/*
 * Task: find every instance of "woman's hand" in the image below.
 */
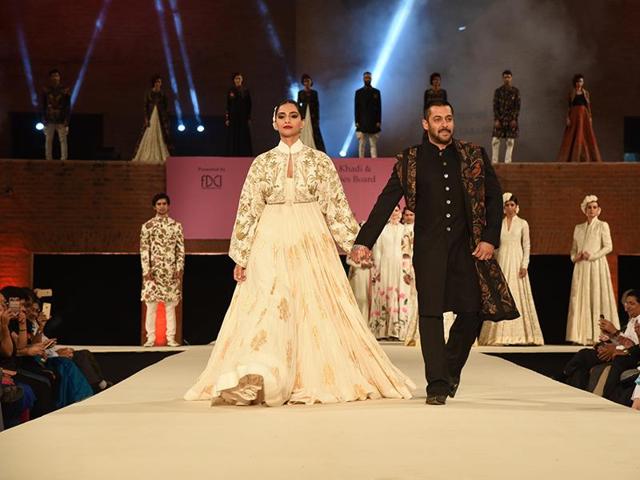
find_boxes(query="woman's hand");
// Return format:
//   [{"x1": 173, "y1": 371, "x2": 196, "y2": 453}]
[
  {"x1": 233, "y1": 264, "x2": 246, "y2": 282},
  {"x1": 519, "y1": 267, "x2": 527, "y2": 278}
]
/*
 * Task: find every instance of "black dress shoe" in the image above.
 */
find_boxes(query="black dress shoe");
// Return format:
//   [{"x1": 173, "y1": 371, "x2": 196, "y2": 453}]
[
  {"x1": 425, "y1": 394, "x2": 447, "y2": 405},
  {"x1": 449, "y1": 381, "x2": 459, "y2": 398}
]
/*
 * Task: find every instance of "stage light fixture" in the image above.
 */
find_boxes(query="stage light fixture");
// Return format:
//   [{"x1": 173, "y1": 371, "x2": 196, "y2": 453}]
[
  {"x1": 168, "y1": 0, "x2": 202, "y2": 126},
  {"x1": 35, "y1": 122, "x2": 44, "y2": 131},
  {"x1": 155, "y1": 0, "x2": 185, "y2": 128},
  {"x1": 71, "y1": 0, "x2": 112, "y2": 108},
  {"x1": 196, "y1": 125, "x2": 205, "y2": 133},
  {"x1": 338, "y1": 0, "x2": 416, "y2": 157},
  {"x1": 177, "y1": 124, "x2": 186, "y2": 132},
  {"x1": 458, "y1": 25, "x2": 467, "y2": 31}
]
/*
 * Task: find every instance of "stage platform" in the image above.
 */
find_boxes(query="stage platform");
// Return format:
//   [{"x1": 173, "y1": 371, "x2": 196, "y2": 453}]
[{"x1": 1, "y1": 345, "x2": 637, "y2": 479}]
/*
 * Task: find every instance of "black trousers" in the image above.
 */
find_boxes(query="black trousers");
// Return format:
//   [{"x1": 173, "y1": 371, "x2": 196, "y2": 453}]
[
  {"x1": 563, "y1": 347, "x2": 640, "y2": 399},
  {"x1": 419, "y1": 311, "x2": 481, "y2": 396}
]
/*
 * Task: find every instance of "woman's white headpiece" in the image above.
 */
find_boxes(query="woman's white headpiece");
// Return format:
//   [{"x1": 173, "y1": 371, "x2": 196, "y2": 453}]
[{"x1": 580, "y1": 194, "x2": 599, "y2": 214}]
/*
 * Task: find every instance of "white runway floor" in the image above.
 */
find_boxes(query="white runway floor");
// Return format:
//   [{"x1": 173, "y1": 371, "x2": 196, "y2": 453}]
[{"x1": 1, "y1": 345, "x2": 637, "y2": 479}]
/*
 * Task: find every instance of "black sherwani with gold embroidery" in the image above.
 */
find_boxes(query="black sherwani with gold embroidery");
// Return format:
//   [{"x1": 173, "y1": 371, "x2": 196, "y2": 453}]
[{"x1": 356, "y1": 137, "x2": 518, "y2": 396}]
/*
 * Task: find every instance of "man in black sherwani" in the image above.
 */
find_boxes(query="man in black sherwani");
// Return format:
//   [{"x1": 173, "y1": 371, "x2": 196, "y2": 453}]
[
  {"x1": 354, "y1": 71, "x2": 381, "y2": 158},
  {"x1": 351, "y1": 102, "x2": 518, "y2": 405}
]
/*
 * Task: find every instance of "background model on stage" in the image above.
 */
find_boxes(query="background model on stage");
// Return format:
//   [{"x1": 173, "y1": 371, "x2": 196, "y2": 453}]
[
  {"x1": 562, "y1": 289, "x2": 639, "y2": 405},
  {"x1": 423, "y1": 72, "x2": 448, "y2": 111},
  {"x1": 355, "y1": 71, "x2": 381, "y2": 158},
  {"x1": 140, "y1": 193, "x2": 185, "y2": 348},
  {"x1": 369, "y1": 206, "x2": 408, "y2": 341},
  {"x1": 566, "y1": 195, "x2": 618, "y2": 345},
  {"x1": 184, "y1": 101, "x2": 414, "y2": 407},
  {"x1": 297, "y1": 74, "x2": 325, "y2": 152},
  {"x1": 352, "y1": 102, "x2": 518, "y2": 405},
  {"x1": 478, "y1": 193, "x2": 544, "y2": 346},
  {"x1": 491, "y1": 70, "x2": 520, "y2": 164},
  {"x1": 132, "y1": 75, "x2": 171, "y2": 164},
  {"x1": 225, "y1": 73, "x2": 253, "y2": 156},
  {"x1": 400, "y1": 208, "x2": 420, "y2": 347},
  {"x1": 42, "y1": 69, "x2": 70, "y2": 161},
  {"x1": 556, "y1": 74, "x2": 602, "y2": 162}
]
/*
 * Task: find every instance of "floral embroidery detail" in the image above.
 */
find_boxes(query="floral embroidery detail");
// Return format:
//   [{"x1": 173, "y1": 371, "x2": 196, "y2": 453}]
[
  {"x1": 278, "y1": 298, "x2": 290, "y2": 321},
  {"x1": 250, "y1": 329, "x2": 268, "y2": 351}
]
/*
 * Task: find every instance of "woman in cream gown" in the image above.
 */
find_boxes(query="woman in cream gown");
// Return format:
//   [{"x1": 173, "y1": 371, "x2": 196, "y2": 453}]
[
  {"x1": 132, "y1": 75, "x2": 171, "y2": 164},
  {"x1": 185, "y1": 101, "x2": 415, "y2": 406},
  {"x1": 566, "y1": 195, "x2": 619, "y2": 345},
  {"x1": 478, "y1": 193, "x2": 544, "y2": 345}
]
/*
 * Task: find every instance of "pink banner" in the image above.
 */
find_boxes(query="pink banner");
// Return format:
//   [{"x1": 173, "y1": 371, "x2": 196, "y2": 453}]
[{"x1": 167, "y1": 156, "x2": 397, "y2": 239}]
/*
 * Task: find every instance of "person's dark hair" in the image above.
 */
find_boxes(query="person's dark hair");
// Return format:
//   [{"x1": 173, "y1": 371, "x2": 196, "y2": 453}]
[
  {"x1": 232, "y1": 72, "x2": 243, "y2": 81},
  {"x1": 150, "y1": 74, "x2": 162, "y2": 87},
  {"x1": 504, "y1": 194, "x2": 519, "y2": 205},
  {"x1": 301, "y1": 73, "x2": 313, "y2": 85},
  {"x1": 502, "y1": 69, "x2": 512, "y2": 76},
  {"x1": 0, "y1": 286, "x2": 29, "y2": 301},
  {"x1": 363, "y1": 71, "x2": 372, "y2": 76},
  {"x1": 152, "y1": 193, "x2": 170, "y2": 206},
  {"x1": 402, "y1": 207, "x2": 414, "y2": 214},
  {"x1": 429, "y1": 72, "x2": 441, "y2": 84},
  {"x1": 48, "y1": 69, "x2": 60, "y2": 77},
  {"x1": 274, "y1": 99, "x2": 302, "y2": 116},
  {"x1": 572, "y1": 73, "x2": 584, "y2": 86},
  {"x1": 623, "y1": 289, "x2": 640, "y2": 304},
  {"x1": 424, "y1": 101, "x2": 454, "y2": 119}
]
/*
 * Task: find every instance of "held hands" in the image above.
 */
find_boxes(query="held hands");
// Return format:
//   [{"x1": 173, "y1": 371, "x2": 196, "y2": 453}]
[
  {"x1": 472, "y1": 242, "x2": 495, "y2": 261},
  {"x1": 518, "y1": 267, "x2": 527, "y2": 278},
  {"x1": 233, "y1": 264, "x2": 246, "y2": 283},
  {"x1": 349, "y1": 245, "x2": 372, "y2": 264}
]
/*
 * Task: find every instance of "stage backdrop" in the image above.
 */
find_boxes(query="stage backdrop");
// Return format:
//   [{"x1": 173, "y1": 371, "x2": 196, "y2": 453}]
[{"x1": 166, "y1": 156, "x2": 398, "y2": 239}]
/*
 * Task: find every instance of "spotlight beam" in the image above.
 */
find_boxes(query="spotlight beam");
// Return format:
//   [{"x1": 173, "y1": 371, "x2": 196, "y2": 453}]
[
  {"x1": 155, "y1": 0, "x2": 184, "y2": 127},
  {"x1": 339, "y1": 0, "x2": 417, "y2": 157},
  {"x1": 71, "y1": 0, "x2": 112, "y2": 108},
  {"x1": 16, "y1": 26, "x2": 38, "y2": 108},
  {"x1": 168, "y1": 0, "x2": 201, "y2": 124}
]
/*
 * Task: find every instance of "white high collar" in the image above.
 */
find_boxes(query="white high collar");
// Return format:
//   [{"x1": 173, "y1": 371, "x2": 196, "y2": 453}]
[{"x1": 276, "y1": 139, "x2": 304, "y2": 154}]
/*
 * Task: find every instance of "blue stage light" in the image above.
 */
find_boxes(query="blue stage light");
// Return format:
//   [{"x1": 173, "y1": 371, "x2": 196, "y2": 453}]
[
  {"x1": 168, "y1": 0, "x2": 202, "y2": 125},
  {"x1": 155, "y1": 0, "x2": 185, "y2": 128},
  {"x1": 177, "y1": 124, "x2": 186, "y2": 132},
  {"x1": 196, "y1": 125, "x2": 204, "y2": 133},
  {"x1": 16, "y1": 26, "x2": 38, "y2": 108},
  {"x1": 338, "y1": 0, "x2": 416, "y2": 156},
  {"x1": 35, "y1": 122, "x2": 44, "y2": 131},
  {"x1": 71, "y1": 0, "x2": 112, "y2": 108}
]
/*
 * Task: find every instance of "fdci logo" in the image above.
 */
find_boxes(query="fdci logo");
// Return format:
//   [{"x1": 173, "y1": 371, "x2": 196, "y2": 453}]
[{"x1": 201, "y1": 174, "x2": 222, "y2": 189}]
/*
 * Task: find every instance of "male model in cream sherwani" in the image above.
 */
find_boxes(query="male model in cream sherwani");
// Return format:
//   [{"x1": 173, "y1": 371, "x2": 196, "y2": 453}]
[{"x1": 140, "y1": 193, "x2": 185, "y2": 347}]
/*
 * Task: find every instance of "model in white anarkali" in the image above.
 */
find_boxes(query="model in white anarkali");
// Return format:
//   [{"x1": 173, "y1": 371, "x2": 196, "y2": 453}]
[
  {"x1": 184, "y1": 140, "x2": 415, "y2": 405},
  {"x1": 132, "y1": 106, "x2": 169, "y2": 164},
  {"x1": 479, "y1": 215, "x2": 544, "y2": 345},
  {"x1": 566, "y1": 216, "x2": 619, "y2": 344}
]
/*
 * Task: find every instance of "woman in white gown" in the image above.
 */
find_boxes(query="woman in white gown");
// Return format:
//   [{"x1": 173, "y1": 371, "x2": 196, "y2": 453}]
[
  {"x1": 478, "y1": 193, "x2": 544, "y2": 345},
  {"x1": 132, "y1": 75, "x2": 170, "y2": 164},
  {"x1": 368, "y1": 206, "x2": 408, "y2": 340},
  {"x1": 184, "y1": 101, "x2": 415, "y2": 406},
  {"x1": 566, "y1": 195, "x2": 619, "y2": 345}
]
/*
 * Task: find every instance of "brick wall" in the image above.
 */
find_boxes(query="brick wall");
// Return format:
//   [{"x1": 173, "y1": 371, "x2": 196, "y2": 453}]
[{"x1": 1, "y1": 159, "x2": 638, "y2": 289}]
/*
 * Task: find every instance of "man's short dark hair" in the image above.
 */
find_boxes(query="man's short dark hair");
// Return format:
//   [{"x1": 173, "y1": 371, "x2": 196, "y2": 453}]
[
  {"x1": 502, "y1": 70, "x2": 512, "y2": 76},
  {"x1": 429, "y1": 72, "x2": 441, "y2": 84},
  {"x1": 152, "y1": 193, "x2": 170, "y2": 206},
  {"x1": 363, "y1": 71, "x2": 372, "y2": 76},
  {"x1": 48, "y1": 69, "x2": 60, "y2": 77},
  {"x1": 424, "y1": 101, "x2": 454, "y2": 119},
  {"x1": 623, "y1": 289, "x2": 640, "y2": 304},
  {"x1": 151, "y1": 74, "x2": 162, "y2": 86}
]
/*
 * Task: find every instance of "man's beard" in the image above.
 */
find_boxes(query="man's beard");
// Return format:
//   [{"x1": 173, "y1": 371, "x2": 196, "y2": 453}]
[
  {"x1": 364, "y1": 80, "x2": 371, "y2": 86},
  {"x1": 429, "y1": 128, "x2": 452, "y2": 144}
]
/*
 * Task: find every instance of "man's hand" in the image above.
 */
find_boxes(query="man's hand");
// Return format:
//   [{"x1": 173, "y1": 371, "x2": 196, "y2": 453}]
[
  {"x1": 574, "y1": 251, "x2": 584, "y2": 262},
  {"x1": 472, "y1": 242, "x2": 494, "y2": 261},
  {"x1": 510, "y1": 120, "x2": 517, "y2": 129},
  {"x1": 582, "y1": 251, "x2": 591, "y2": 261},
  {"x1": 634, "y1": 321, "x2": 640, "y2": 339},
  {"x1": 144, "y1": 272, "x2": 154, "y2": 282},
  {"x1": 518, "y1": 267, "x2": 527, "y2": 278},
  {"x1": 494, "y1": 120, "x2": 501, "y2": 128},
  {"x1": 598, "y1": 318, "x2": 618, "y2": 336},
  {"x1": 56, "y1": 347, "x2": 74, "y2": 358},
  {"x1": 233, "y1": 264, "x2": 246, "y2": 283},
  {"x1": 350, "y1": 245, "x2": 372, "y2": 264},
  {"x1": 25, "y1": 343, "x2": 47, "y2": 357},
  {"x1": 596, "y1": 344, "x2": 617, "y2": 362}
]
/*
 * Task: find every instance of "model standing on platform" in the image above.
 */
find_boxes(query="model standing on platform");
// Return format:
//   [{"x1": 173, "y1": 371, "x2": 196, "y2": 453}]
[
  {"x1": 355, "y1": 71, "x2": 381, "y2": 158},
  {"x1": 297, "y1": 74, "x2": 326, "y2": 152},
  {"x1": 185, "y1": 100, "x2": 414, "y2": 406},
  {"x1": 566, "y1": 195, "x2": 619, "y2": 345},
  {"x1": 352, "y1": 101, "x2": 518, "y2": 405},
  {"x1": 491, "y1": 70, "x2": 520, "y2": 164},
  {"x1": 423, "y1": 72, "x2": 448, "y2": 111},
  {"x1": 225, "y1": 73, "x2": 253, "y2": 156},
  {"x1": 479, "y1": 193, "x2": 544, "y2": 345},
  {"x1": 42, "y1": 69, "x2": 70, "y2": 161},
  {"x1": 140, "y1": 193, "x2": 185, "y2": 347},
  {"x1": 556, "y1": 74, "x2": 602, "y2": 162},
  {"x1": 369, "y1": 206, "x2": 407, "y2": 340},
  {"x1": 132, "y1": 75, "x2": 171, "y2": 164}
]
